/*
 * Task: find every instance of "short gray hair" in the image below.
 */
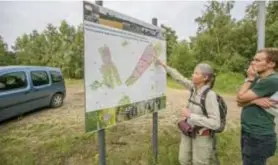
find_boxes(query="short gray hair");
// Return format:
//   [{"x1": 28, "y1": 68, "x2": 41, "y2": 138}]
[{"x1": 196, "y1": 63, "x2": 216, "y2": 88}]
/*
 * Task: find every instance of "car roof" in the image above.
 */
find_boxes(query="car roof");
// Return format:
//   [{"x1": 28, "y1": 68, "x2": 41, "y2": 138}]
[{"x1": 0, "y1": 65, "x2": 61, "y2": 74}]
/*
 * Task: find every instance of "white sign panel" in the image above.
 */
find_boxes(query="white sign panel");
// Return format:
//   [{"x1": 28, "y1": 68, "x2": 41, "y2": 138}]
[{"x1": 83, "y1": 1, "x2": 166, "y2": 132}]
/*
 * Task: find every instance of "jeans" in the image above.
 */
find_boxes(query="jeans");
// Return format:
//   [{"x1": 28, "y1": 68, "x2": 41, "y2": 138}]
[{"x1": 241, "y1": 130, "x2": 276, "y2": 165}]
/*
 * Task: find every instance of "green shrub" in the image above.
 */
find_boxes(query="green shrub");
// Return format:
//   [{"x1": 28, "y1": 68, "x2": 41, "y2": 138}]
[
  {"x1": 167, "y1": 71, "x2": 244, "y2": 95},
  {"x1": 214, "y1": 72, "x2": 244, "y2": 94}
]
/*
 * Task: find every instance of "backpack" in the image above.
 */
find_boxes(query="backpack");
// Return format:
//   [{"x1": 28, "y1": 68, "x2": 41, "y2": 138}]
[{"x1": 188, "y1": 87, "x2": 227, "y2": 133}]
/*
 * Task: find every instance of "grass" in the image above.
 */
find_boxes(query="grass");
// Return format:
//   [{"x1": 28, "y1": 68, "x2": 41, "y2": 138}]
[
  {"x1": 1, "y1": 121, "x2": 278, "y2": 165},
  {"x1": 167, "y1": 72, "x2": 244, "y2": 95},
  {"x1": 167, "y1": 77, "x2": 185, "y2": 90},
  {"x1": 65, "y1": 79, "x2": 83, "y2": 85},
  {"x1": 214, "y1": 72, "x2": 245, "y2": 95},
  {"x1": 1, "y1": 76, "x2": 278, "y2": 165}
]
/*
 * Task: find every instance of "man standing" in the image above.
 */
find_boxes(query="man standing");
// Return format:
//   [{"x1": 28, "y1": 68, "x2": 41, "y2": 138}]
[{"x1": 237, "y1": 48, "x2": 278, "y2": 165}]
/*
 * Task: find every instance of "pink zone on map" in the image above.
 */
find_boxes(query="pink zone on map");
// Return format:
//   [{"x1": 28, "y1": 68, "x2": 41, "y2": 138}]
[
  {"x1": 125, "y1": 44, "x2": 157, "y2": 86},
  {"x1": 103, "y1": 45, "x2": 110, "y2": 56},
  {"x1": 134, "y1": 44, "x2": 156, "y2": 74},
  {"x1": 99, "y1": 45, "x2": 111, "y2": 62}
]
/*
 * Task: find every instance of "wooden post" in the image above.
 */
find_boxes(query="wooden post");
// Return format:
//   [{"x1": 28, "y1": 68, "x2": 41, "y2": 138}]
[
  {"x1": 96, "y1": 0, "x2": 103, "y2": 6},
  {"x1": 152, "y1": 17, "x2": 158, "y2": 164},
  {"x1": 96, "y1": 2, "x2": 106, "y2": 165}
]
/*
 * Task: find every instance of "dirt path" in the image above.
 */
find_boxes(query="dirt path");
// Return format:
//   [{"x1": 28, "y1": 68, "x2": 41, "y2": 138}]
[
  {"x1": 156, "y1": 88, "x2": 241, "y2": 131},
  {"x1": 164, "y1": 88, "x2": 241, "y2": 120},
  {"x1": 0, "y1": 85, "x2": 241, "y2": 132}
]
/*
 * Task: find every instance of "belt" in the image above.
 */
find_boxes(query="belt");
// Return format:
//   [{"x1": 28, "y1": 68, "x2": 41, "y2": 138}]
[{"x1": 198, "y1": 129, "x2": 211, "y2": 136}]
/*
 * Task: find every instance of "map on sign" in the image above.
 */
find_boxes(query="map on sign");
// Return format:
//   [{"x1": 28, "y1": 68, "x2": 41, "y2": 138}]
[
  {"x1": 91, "y1": 45, "x2": 122, "y2": 90},
  {"x1": 83, "y1": 1, "x2": 167, "y2": 132}
]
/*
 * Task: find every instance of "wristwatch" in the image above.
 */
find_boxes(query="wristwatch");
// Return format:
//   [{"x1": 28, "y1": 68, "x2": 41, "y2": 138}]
[{"x1": 244, "y1": 78, "x2": 254, "y2": 83}]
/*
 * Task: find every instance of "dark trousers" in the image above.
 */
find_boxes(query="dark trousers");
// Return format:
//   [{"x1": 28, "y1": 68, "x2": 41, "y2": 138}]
[{"x1": 241, "y1": 130, "x2": 276, "y2": 165}]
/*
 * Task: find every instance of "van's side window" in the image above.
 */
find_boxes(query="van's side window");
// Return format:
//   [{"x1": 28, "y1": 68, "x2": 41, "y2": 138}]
[
  {"x1": 0, "y1": 72, "x2": 27, "y2": 92},
  {"x1": 50, "y1": 71, "x2": 62, "y2": 83},
  {"x1": 31, "y1": 71, "x2": 49, "y2": 87}
]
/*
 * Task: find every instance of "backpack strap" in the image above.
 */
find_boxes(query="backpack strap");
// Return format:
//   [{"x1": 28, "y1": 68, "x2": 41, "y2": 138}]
[
  {"x1": 200, "y1": 87, "x2": 215, "y2": 136},
  {"x1": 188, "y1": 87, "x2": 210, "y2": 114},
  {"x1": 200, "y1": 87, "x2": 210, "y2": 118},
  {"x1": 189, "y1": 87, "x2": 194, "y2": 100},
  {"x1": 188, "y1": 87, "x2": 202, "y2": 107},
  {"x1": 187, "y1": 87, "x2": 194, "y2": 106}
]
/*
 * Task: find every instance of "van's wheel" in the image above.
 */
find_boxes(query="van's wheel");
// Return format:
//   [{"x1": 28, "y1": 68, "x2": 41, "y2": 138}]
[{"x1": 50, "y1": 93, "x2": 64, "y2": 108}]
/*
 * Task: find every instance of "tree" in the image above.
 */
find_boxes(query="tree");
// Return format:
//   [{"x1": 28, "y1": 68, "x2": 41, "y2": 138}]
[
  {"x1": 169, "y1": 40, "x2": 197, "y2": 77},
  {"x1": 13, "y1": 20, "x2": 84, "y2": 78},
  {"x1": 190, "y1": 1, "x2": 249, "y2": 73},
  {"x1": 1, "y1": 1, "x2": 278, "y2": 79},
  {"x1": 161, "y1": 24, "x2": 178, "y2": 62},
  {"x1": 266, "y1": 1, "x2": 278, "y2": 47},
  {"x1": 0, "y1": 36, "x2": 15, "y2": 66}
]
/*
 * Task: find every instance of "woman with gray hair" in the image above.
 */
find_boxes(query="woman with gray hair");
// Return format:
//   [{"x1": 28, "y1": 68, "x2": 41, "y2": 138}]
[{"x1": 155, "y1": 58, "x2": 220, "y2": 165}]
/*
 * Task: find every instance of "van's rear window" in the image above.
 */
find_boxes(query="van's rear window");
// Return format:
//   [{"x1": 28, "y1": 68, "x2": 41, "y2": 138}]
[{"x1": 50, "y1": 71, "x2": 62, "y2": 83}]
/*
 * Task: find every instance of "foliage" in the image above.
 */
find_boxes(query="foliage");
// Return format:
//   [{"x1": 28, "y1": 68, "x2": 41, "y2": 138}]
[
  {"x1": 0, "y1": 36, "x2": 16, "y2": 66},
  {"x1": 168, "y1": 40, "x2": 197, "y2": 77},
  {"x1": 161, "y1": 24, "x2": 178, "y2": 63},
  {"x1": 167, "y1": 72, "x2": 244, "y2": 95},
  {"x1": 8, "y1": 21, "x2": 84, "y2": 78},
  {"x1": 214, "y1": 72, "x2": 244, "y2": 94}
]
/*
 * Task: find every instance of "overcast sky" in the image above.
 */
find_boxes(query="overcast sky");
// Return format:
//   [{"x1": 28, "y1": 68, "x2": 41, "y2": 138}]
[{"x1": 0, "y1": 0, "x2": 252, "y2": 49}]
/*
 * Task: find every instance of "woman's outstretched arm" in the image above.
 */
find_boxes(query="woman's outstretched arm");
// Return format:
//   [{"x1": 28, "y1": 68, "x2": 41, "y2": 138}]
[
  {"x1": 155, "y1": 58, "x2": 193, "y2": 90},
  {"x1": 165, "y1": 66, "x2": 193, "y2": 90}
]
